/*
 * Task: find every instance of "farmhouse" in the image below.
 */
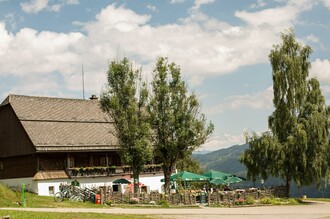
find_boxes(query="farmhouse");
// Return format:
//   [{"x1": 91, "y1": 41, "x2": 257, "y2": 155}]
[{"x1": 0, "y1": 94, "x2": 163, "y2": 196}]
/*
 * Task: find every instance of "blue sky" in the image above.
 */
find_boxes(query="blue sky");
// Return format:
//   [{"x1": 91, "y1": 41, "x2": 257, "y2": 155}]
[{"x1": 1, "y1": 0, "x2": 330, "y2": 151}]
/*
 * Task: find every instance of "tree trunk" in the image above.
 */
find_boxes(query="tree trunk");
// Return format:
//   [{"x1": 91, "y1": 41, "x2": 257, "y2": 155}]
[
  {"x1": 285, "y1": 178, "x2": 290, "y2": 198},
  {"x1": 163, "y1": 165, "x2": 173, "y2": 194},
  {"x1": 133, "y1": 168, "x2": 139, "y2": 194}
]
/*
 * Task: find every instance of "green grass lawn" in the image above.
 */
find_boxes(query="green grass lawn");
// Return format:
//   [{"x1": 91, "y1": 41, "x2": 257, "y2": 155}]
[
  {"x1": 0, "y1": 183, "x2": 118, "y2": 208},
  {"x1": 2, "y1": 183, "x2": 329, "y2": 219},
  {"x1": 24, "y1": 192, "x2": 109, "y2": 208},
  {"x1": 0, "y1": 184, "x2": 158, "y2": 218},
  {"x1": 0, "y1": 210, "x2": 155, "y2": 219}
]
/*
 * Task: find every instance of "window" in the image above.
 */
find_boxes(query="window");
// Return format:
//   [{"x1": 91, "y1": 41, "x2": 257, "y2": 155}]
[
  {"x1": 92, "y1": 154, "x2": 107, "y2": 166},
  {"x1": 49, "y1": 186, "x2": 54, "y2": 195},
  {"x1": 112, "y1": 185, "x2": 119, "y2": 192}
]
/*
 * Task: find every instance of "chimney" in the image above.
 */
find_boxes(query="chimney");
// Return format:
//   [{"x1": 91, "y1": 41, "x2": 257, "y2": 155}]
[{"x1": 89, "y1": 94, "x2": 98, "y2": 100}]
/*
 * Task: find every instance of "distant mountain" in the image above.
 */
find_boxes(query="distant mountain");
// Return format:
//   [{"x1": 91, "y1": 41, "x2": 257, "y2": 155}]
[
  {"x1": 193, "y1": 143, "x2": 248, "y2": 177},
  {"x1": 193, "y1": 150, "x2": 213, "y2": 155},
  {"x1": 193, "y1": 143, "x2": 330, "y2": 198}
]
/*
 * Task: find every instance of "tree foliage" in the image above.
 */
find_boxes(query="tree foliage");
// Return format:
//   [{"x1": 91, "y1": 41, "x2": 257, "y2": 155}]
[
  {"x1": 241, "y1": 132, "x2": 280, "y2": 182},
  {"x1": 240, "y1": 30, "x2": 329, "y2": 197},
  {"x1": 148, "y1": 57, "x2": 214, "y2": 194},
  {"x1": 100, "y1": 57, "x2": 152, "y2": 193},
  {"x1": 176, "y1": 155, "x2": 204, "y2": 174}
]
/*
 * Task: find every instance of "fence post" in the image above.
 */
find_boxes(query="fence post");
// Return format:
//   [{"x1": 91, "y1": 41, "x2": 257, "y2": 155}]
[
  {"x1": 21, "y1": 183, "x2": 26, "y2": 207},
  {"x1": 100, "y1": 188, "x2": 104, "y2": 204}
]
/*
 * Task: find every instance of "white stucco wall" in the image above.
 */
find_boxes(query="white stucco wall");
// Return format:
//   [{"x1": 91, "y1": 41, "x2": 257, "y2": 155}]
[
  {"x1": 0, "y1": 174, "x2": 164, "y2": 196},
  {"x1": 36, "y1": 177, "x2": 116, "y2": 196},
  {"x1": 139, "y1": 173, "x2": 164, "y2": 193}
]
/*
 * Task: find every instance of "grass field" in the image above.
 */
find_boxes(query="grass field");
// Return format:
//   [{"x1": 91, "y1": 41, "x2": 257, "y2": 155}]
[
  {"x1": 0, "y1": 184, "x2": 158, "y2": 218},
  {"x1": 2, "y1": 183, "x2": 329, "y2": 219},
  {"x1": 0, "y1": 210, "x2": 155, "y2": 219},
  {"x1": 0, "y1": 184, "x2": 107, "y2": 208}
]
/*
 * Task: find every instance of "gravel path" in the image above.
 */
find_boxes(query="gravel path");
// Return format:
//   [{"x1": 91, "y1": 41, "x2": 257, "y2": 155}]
[{"x1": 1, "y1": 201, "x2": 330, "y2": 219}]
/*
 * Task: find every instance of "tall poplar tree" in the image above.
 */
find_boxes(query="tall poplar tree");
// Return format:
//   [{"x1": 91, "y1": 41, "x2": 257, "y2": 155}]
[
  {"x1": 241, "y1": 30, "x2": 329, "y2": 197},
  {"x1": 148, "y1": 57, "x2": 214, "y2": 194},
  {"x1": 100, "y1": 57, "x2": 152, "y2": 193}
]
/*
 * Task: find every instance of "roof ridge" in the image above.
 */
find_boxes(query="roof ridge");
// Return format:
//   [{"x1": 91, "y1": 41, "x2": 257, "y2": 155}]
[{"x1": 6, "y1": 94, "x2": 93, "y2": 102}]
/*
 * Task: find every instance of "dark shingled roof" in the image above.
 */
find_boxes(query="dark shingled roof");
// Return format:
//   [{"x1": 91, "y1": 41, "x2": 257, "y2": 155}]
[{"x1": 1, "y1": 94, "x2": 118, "y2": 152}]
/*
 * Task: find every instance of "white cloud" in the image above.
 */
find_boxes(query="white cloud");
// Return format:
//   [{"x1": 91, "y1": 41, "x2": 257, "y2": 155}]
[
  {"x1": 305, "y1": 34, "x2": 319, "y2": 43},
  {"x1": 250, "y1": 0, "x2": 266, "y2": 9},
  {"x1": 199, "y1": 133, "x2": 246, "y2": 151},
  {"x1": 66, "y1": 0, "x2": 79, "y2": 5},
  {"x1": 236, "y1": 7, "x2": 295, "y2": 30},
  {"x1": 170, "y1": 0, "x2": 185, "y2": 4},
  {"x1": 320, "y1": 85, "x2": 330, "y2": 103},
  {"x1": 208, "y1": 87, "x2": 273, "y2": 114},
  {"x1": 310, "y1": 59, "x2": 330, "y2": 84},
  {"x1": 4, "y1": 13, "x2": 17, "y2": 30},
  {"x1": 0, "y1": 2, "x2": 318, "y2": 96},
  {"x1": 237, "y1": 0, "x2": 315, "y2": 29},
  {"x1": 84, "y1": 4, "x2": 151, "y2": 33},
  {"x1": 20, "y1": 0, "x2": 79, "y2": 14},
  {"x1": 50, "y1": 4, "x2": 61, "y2": 12},
  {"x1": 0, "y1": 22, "x2": 85, "y2": 94},
  {"x1": 8, "y1": 75, "x2": 60, "y2": 96},
  {"x1": 21, "y1": 0, "x2": 48, "y2": 14},
  {"x1": 147, "y1": 4, "x2": 158, "y2": 12},
  {"x1": 191, "y1": 0, "x2": 215, "y2": 11},
  {"x1": 322, "y1": 0, "x2": 330, "y2": 9}
]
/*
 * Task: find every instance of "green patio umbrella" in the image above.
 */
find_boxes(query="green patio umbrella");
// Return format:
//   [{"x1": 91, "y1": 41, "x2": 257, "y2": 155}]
[
  {"x1": 202, "y1": 170, "x2": 232, "y2": 180},
  {"x1": 209, "y1": 175, "x2": 246, "y2": 185},
  {"x1": 224, "y1": 176, "x2": 245, "y2": 184},
  {"x1": 161, "y1": 171, "x2": 210, "y2": 182},
  {"x1": 113, "y1": 178, "x2": 131, "y2": 184},
  {"x1": 209, "y1": 178, "x2": 227, "y2": 185},
  {"x1": 204, "y1": 170, "x2": 246, "y2": 185}
]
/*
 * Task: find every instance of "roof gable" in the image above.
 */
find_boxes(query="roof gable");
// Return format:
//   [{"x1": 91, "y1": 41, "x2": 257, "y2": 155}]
[
  {"x1": 1, "y1": 94, "x2": 117, "y2": 152},
  {"x1": 3, "y1": 94, "x2": 109, "y2": 122},
  {"x1": 0, "y1": 104, "x2": 35, "y2": 157}
]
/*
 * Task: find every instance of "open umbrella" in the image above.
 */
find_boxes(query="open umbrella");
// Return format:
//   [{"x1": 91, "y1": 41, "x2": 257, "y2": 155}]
[
  {"x1": 204, "y1": 170, "x2": 246, "y2": 185},
  {"x1": 161, "y1": 171, "x2": 210, "y2": 182},
  {"x1": 225, "y1": 176, "x2": 245, "y2": 184},
  {"x1": 113, "y1": 178, "x2": 131, "y2": 184},
  {"x1": 202, "y1": 170, "x2": 232, "y2": 180},
  {"x1": 209, "y1": 178, "x2": 227, "y2": 185}
]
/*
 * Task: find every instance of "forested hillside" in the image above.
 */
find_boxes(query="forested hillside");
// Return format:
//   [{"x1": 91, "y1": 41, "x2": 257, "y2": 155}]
[
  {"x1": 193, "y1": 144, "x2": 248, "y2": 177},
  {"x1": 193, "y1": 144, "x2": 330, "y2": 198}
]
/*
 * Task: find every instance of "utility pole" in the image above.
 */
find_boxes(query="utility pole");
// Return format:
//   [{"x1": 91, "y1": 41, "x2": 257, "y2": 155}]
[{"x1": 82, "y1": 64, "x2": 85, "y2": 99}]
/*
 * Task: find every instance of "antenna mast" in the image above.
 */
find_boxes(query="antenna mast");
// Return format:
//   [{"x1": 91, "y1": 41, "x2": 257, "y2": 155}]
[{"x1": 82, "y1": 64, "x2": 85, "y2": 99}]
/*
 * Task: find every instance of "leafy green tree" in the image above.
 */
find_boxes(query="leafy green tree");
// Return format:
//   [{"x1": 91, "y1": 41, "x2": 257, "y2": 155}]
[
  {"x1": 100, "y1": 57, "x2": 152, "y2": 193},
  {"x1": 241, "y1": 131, "x2": 281, "y2": 183},
  {"x1": 241, "y1": 30, "x2": 329, "y2": 197},
  {"x1": 148, "y1": 57, "x2": 214, "y2": 194},
  {"x1": 176, "y1": 155, "x2": 204, "y2": 174}
]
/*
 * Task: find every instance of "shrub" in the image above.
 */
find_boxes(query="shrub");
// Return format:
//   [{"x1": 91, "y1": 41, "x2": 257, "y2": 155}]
[
  {"x1": 129, "y1": 197, "x2": 139, "y2": 204},
  {"x1": 157, "y1": 199, "x2": 169, "y2": 208},
  {"x1": 234, "y1": 198, "x2": 245, "y2": 205},
  {"x1": 259, "y1": 197, "x2": 272, "y2": 205},
  {"x1": 244, "y1": 195, "x2": 255, "y2": 205}
]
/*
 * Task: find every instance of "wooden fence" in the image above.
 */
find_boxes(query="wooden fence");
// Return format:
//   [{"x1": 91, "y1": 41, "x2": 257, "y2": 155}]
[{"x1": 101, "y1": 188, "x2": 276, "y2": 205}]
